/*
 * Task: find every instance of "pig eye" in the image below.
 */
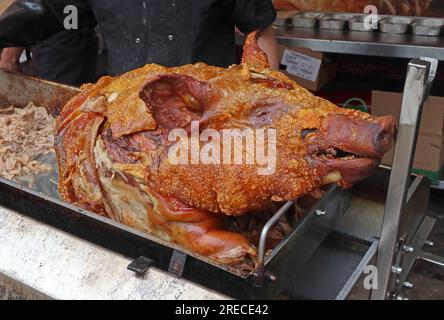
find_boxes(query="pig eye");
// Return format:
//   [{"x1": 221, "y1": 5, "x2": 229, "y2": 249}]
[
  {"x1": 249, "y1": 109, "x2": 272, "y2": 127},
  {"x1": 301, "y1": 129, "x2": 317, "y2": 139},
  {"x1": 251, "y1": 72, "x2": 294, "y2": 90},
  {"x1": 248, "y1": 99, "x2": 289, "y2": 127}
]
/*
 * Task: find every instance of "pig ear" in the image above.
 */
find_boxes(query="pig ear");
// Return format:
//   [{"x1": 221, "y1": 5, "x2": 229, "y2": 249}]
[
  {"x1": 241, "y1": 31, "x2": 270, "y2": 70},
  {"x1": 139, "y1": 74, "x2": 212, "y2": 130}
]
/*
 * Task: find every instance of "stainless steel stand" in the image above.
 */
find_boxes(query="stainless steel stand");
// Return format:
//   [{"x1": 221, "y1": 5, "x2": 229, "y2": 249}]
[
  {"x1": 371, "y1": 58, "x2": 439, "y2": 300},
  {"x1": 0, "y1": 60, "x2": 442, "y2": 299}
]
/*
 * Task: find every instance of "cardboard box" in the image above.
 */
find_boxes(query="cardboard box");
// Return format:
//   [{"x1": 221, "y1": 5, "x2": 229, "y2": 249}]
[
  {"x1": 279, "y1": 46, "x2": 337, "y2": 92},
  {"x1": 372, "y1": 90, "x2": 444, "y2": 183}
]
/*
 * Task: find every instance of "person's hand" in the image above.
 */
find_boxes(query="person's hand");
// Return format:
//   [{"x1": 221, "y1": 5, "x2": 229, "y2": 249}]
[
  {"x1": 0, "y1": 57, "x2": 21, "y2": 72},
  {"x1": 0, "y1": 47, "x2": 24, "y2": 72},
  {"x1": 257, "y1": 27, "x2": 280, "y2": 70}
]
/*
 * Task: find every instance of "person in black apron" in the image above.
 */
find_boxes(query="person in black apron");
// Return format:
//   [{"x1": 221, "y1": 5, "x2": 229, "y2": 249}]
[
  {"x1": 0, "y1": 0, "x2": 278, "y2": 77},
  {"x1": 29, "y1": 28, "x2": 98, "y2": 86},
  {"x1": 0, "y1": 28, "x2": 98, "y2": 86}
]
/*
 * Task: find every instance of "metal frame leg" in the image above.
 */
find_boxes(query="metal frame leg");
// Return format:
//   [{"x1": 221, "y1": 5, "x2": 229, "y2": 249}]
[{"x1": 371, "y1": 58, "x2": 438, "y2": 300}]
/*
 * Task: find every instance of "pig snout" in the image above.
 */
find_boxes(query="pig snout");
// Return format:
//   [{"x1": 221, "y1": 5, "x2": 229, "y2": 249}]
[
  {"x1": 373, "y1": 115, "x2": 396, "y2": 156},
  {"x1": 322, "y1": 114, "x2": 396, "y2": 158}
]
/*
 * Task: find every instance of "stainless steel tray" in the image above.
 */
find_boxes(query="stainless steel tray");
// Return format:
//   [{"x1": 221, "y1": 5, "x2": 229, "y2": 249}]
[
  {"x1": 290, "y1": 12, "x2": 322, "y2": 28},
  {"x1": 348, "y1": 15, "x2": 382, "y2": 32},
  {"x1": 320, "y1": 14, "x2": 353, "y2": 30},
  {"x1": 412, "y1": 18, "x2": 444, "y2": 37},
  {"x1": 0, "y1": 153, "x2": 352, "y2": 299},
  {"x1": 379, "y1": 17, "x2": 413, "y2": 34},
  {"x1": 284, "y1": 12, "x2": 444, "y2": 38},
  {"x1": 273, "y1": 17, "x2": 289, "y2": 27}
]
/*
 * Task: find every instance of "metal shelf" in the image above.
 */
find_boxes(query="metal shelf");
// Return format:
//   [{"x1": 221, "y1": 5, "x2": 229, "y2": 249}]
[
  {"x1": 431, "y1": 180, "x2": 444, "y2": 190},
  {"x1": 275, "y1": 27, "x2": 444, "y2": 61}
]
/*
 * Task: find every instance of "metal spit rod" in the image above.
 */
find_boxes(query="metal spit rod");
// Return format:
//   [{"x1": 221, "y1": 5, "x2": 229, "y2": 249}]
[
  {"x1": 255, "y1": 200, "x2": 295, "y2": 286},
  {"x1": 371, "y1": 57, "x2": 438, "y2": 300}
]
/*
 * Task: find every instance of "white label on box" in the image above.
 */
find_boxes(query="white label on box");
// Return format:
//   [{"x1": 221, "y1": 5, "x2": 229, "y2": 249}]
[{"x1": 281, "y1": 49, "x2": 322, "y2": 82}]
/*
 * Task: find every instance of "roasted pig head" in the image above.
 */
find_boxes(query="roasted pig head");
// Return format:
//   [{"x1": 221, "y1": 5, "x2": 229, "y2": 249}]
[{"x1": 55, "y1": 31, "x2": 395, "y2": 268}]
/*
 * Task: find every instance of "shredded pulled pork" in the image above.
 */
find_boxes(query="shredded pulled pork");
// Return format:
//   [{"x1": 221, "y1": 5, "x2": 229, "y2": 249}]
[{"x1": 0, "y1": 103, "x2": 54, "y2": 179}]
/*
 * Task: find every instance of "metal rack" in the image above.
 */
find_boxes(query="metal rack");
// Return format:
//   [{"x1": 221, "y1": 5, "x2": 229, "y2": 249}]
[
  {"x1": 372, "y1": 58, "x2": 439, "y2": 299},
  {"x1": 275, "y1": 27, "x2": 444, "y2": 61}
]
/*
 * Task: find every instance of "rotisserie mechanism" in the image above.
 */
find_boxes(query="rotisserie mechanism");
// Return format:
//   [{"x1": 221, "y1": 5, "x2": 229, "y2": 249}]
[{"x1": 55, "y1": 31, "x2": 395, "y2": 269}]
